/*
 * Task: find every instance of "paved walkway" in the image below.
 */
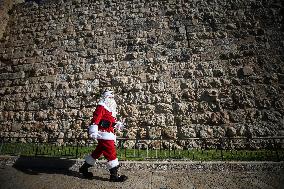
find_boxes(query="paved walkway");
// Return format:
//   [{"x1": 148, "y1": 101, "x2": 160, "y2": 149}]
[{"x1": 0, "y1": 156, "x2": 283, "y2": 189}]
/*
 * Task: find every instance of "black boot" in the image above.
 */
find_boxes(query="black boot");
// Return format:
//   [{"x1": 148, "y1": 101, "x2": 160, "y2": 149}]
[
  {"x1": 109, "y1": 166, "x2": 128, "y2": 182},
  {"x1": 79, "y1": 162, "x2": 93, "y2": 179}
]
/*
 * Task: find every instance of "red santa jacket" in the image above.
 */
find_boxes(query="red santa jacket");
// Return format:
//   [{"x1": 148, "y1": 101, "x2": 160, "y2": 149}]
[{"x1": 91, "y1": 105, "x2": 116, "y2": 133}]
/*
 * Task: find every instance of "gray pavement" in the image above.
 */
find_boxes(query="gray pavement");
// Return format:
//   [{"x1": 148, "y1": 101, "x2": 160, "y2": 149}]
[{"x1": 0, "y1": 156, "x2": 283, "y2": 189}]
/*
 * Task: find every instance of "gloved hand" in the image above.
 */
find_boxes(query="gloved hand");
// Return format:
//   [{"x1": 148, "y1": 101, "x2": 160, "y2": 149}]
[
  {"x1": 114, "y1": 121, "x2": 125, "y2": 131},
  {"x1": 89, "y1": 124, "x2": 101, "y2": 139}
]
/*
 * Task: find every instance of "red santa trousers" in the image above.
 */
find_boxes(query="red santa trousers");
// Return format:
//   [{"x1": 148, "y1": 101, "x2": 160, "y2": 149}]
[{"x1": 90, "y1": 139, "x2": 118, "y2": 169}]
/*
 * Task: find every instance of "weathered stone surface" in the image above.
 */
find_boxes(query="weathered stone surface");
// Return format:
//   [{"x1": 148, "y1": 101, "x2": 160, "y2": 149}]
[
  {"x1": 180, "y1": 126, "x2": 196, "y2": 138},
  {"x1": 0, "y1": 0, "x2": 283, "y2": 148},
  {"x1": 239, "y1": 66, "x2": 254, "y2": 77},
  {"x1": 226, "y1": 126, "x2": 237, "y2": 137}
]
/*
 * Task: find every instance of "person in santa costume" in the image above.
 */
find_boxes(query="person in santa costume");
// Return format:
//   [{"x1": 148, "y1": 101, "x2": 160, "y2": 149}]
[{"x1": 79, "y1": 90, "x2": 127, "y2": 182}]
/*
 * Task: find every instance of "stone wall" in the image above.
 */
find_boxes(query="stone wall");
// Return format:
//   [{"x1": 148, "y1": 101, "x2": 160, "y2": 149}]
[
  {"x1": 0, "y1": 0, "x2": 25, "y2": 39},
  {"x1": 0, "y1": 0, "x2": 283, "y2": 146}
]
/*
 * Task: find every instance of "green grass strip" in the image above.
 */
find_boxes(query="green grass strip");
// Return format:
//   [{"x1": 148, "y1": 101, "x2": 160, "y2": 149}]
[{"x1": 0, "y1": 142, "x2": 283, "y2": 161}]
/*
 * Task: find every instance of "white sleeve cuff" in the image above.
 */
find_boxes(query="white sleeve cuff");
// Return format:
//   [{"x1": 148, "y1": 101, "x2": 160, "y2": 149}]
[{"x1": 89, "y1": 124, "x2": 98, "y2": 134}]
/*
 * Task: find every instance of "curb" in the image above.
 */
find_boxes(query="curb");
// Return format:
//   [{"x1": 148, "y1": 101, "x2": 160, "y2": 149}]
[{"x1": 0, "y1": 155, "x2": 283, "y2": 172}]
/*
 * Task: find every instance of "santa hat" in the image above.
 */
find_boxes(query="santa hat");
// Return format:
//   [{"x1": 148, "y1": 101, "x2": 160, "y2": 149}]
[{"x1": 102, "y1": 90, "x2": 114, "y2": 98}]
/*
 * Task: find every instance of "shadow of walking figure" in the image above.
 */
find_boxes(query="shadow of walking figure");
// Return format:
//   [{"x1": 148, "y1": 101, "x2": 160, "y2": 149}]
[{"x1": 12, "y1": 156, "x2": 109, "y2": 181}]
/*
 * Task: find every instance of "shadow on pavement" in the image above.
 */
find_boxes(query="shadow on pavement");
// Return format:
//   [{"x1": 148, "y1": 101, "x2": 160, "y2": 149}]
[{"x1": 12, "y1": 156, "x2": 108, "y2": 181}]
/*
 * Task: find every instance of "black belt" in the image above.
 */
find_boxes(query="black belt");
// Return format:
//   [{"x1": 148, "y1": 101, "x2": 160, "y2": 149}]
[{"x1": 99, "y1": 120, "x2": 114, "y2": 128}]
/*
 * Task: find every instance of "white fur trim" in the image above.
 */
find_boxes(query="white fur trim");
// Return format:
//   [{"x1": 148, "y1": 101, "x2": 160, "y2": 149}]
[
  {"x1": 89, "y1": 124, "x2": 99, "y2": 139},
  {"x1": 107, "y1": 158, "x2": 119, "y2": 169},
  {"x1": 97, "y1": 131, "x2": 116, "y2": 141},
  {"x1": 85, "y1": 155, "x2": 96, "y2": 166},
  {"x1": 89, "y1": 124, "x2": 98, "y2": 134}
]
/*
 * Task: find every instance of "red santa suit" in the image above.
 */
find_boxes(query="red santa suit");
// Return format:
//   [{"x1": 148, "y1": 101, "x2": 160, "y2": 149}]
[
  {"x1": 80, "y1": 90, "x2": 127, "y2": 182},
  {"x1": 84, "y1": 93, "x2": 120, "y2": 169}
]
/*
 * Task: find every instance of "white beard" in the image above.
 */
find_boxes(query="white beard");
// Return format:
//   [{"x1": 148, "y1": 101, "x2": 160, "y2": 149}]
[
  {"x1": 105, "y1": 98, "x2": 117, "y2": 113},
  {"x1": 99, "y1": 97, "x2": 117, "y2": 117}
]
